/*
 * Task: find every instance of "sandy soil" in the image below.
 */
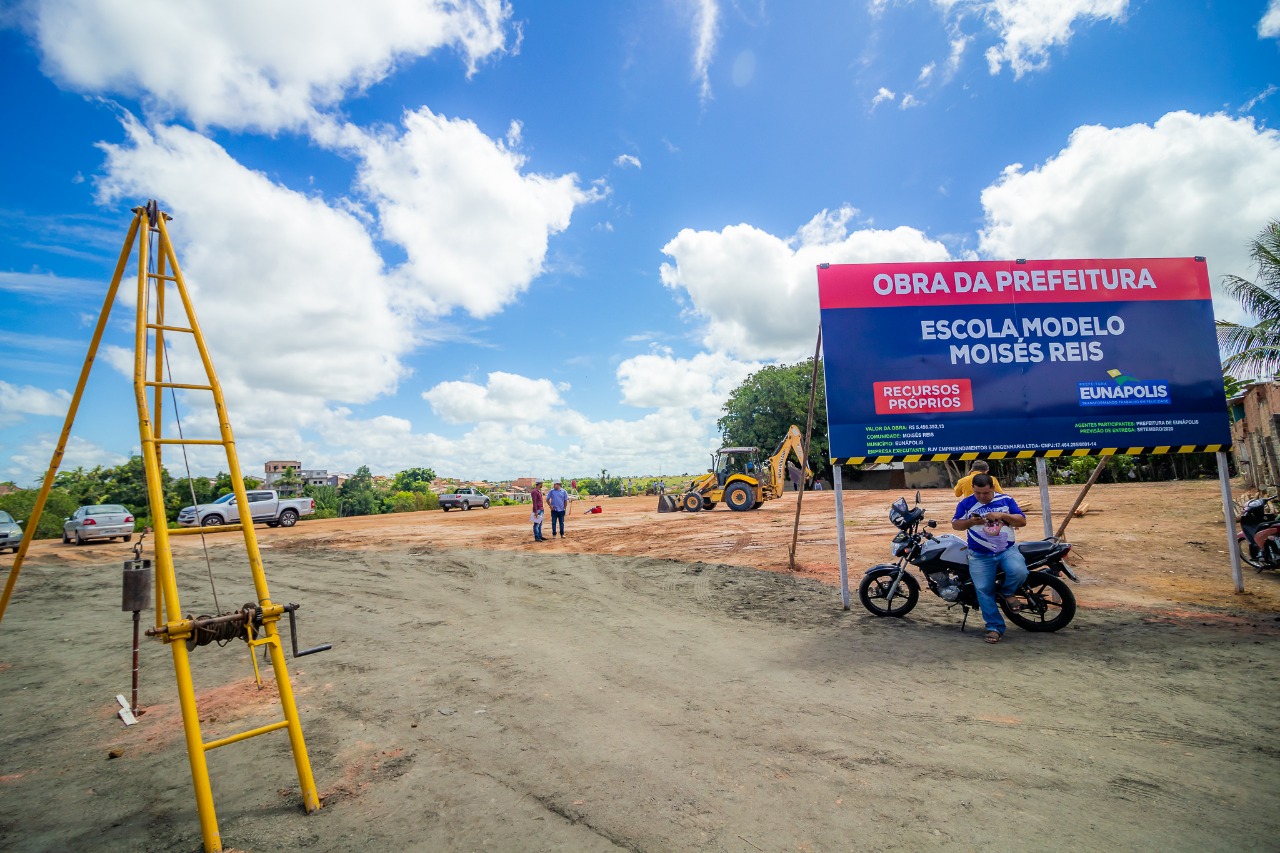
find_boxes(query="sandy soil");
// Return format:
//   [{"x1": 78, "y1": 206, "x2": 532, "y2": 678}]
[{"x1": 1, "y1": 481, "x2": 1278, "y2": 851}]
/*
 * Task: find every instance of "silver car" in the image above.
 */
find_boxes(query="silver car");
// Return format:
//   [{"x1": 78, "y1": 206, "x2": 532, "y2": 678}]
[
  {"x1": 63, "y1": 504, "x2": 135, "y2": 545},
  {"x1": 0, "y1": 510, "x2": 20, "y2": 553}
]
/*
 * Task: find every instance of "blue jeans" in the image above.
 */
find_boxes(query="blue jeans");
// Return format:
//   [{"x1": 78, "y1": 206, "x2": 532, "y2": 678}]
[
  {"x1": 968, "y1": 546, "x2": 1029, "y2": 634},
  {"x1": 550, "y1": 509, "x2": 565, "y2": 536},
  {"x1": 533, "y1": 512, "x2": 544, "y2": 540}
]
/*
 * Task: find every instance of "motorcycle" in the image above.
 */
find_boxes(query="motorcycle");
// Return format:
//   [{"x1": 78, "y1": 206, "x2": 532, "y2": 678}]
[
  {"x1": 1235, "y1": 494, "x2": 1280, "y2": 571},
  {"x1": 858, "y1": 492, "x2": 1078, "y2": 632}
]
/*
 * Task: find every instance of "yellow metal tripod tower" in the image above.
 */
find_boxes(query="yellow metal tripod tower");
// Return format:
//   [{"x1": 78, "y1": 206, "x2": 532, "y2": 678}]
[{"x1": 0, "y1": 202, "x2": 322, "y2": 852}]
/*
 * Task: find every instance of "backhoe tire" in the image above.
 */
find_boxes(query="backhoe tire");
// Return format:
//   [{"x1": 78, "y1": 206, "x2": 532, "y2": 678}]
[
  {"x1": 725, "y1": 482, "x2": 754, "y2": 512},
  {"x1": 681, "y1": 492, "x2": 703, "y2": 512}
]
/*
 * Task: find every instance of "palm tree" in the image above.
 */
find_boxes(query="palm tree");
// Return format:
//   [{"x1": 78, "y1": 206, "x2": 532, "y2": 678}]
[{"x1": 1218, "y1": 220, "x2": 1280, "y2": 378}]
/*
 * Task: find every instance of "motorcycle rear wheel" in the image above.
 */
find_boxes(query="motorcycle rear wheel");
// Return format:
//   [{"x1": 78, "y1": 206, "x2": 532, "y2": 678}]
[
  {"x1": 858, "y1": 568, "x2": 919, "y2": 617},
  {"x1": 1000, "y1": 570, "x2": 1076, "y2": 632}
]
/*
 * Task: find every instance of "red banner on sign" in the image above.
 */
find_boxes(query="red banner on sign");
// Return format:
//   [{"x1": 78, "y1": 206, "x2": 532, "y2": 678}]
[
  {"x1": 873, "y1": 379, "x2": 974, "y2": 415},
  {"x1": 818, "y1": 258, "x2": 1210, "y2": 310}
]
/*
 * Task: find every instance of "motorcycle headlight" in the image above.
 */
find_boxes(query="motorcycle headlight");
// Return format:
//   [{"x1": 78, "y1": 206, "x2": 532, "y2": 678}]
[{"x1": 891, "y1": 532, "x2": 908, "y2": 557}]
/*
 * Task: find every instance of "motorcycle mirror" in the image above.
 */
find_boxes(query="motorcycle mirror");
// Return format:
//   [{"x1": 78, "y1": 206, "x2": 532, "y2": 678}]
[{"x1": 928, "y1": 519, "x2": 937, "y2": 528}]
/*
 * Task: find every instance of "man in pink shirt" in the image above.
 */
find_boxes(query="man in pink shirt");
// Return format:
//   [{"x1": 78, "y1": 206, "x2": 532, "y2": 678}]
[{"x1": 530, "y1": 480, "x2": 546, "y2": 542}]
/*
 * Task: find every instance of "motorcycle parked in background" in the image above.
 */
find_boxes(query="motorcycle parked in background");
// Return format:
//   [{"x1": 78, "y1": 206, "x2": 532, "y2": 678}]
[
  {"x1": 859, "y1": 492, "x2": 1078, "y2": 632},
  {"x1": 1236, "y1": 494, "x2": 1280, "y2": 571}
]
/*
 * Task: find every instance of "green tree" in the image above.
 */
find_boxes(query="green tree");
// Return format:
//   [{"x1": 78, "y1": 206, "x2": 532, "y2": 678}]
[
  {"x1": 338, "y1": 466, "x2": 379, "y2": 516},
  {"x1": 385, "y1": 491, "x2": 419, "y2": 513},
  {"x1": 211, "y1": 471, "x2": 261, "y2": 495},
  {"x1": 391, "y1": 467, "x2": 437, "y2": 492},
  {"x1": 0, "y1": 489, "x2": 79, "y2": 540},
  {"x1": 1217, "y1": 220, "x2": 1280, "y2": 378},
  {"x1": 717, "y1": 358, "x2": 828, "y2": 476},
  {"x1": 303, "y1": 484, "x2": 339, "y2": 519}
]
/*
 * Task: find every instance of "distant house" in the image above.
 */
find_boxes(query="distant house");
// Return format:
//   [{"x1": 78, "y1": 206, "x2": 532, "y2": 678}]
[
  {"x1": 263, "y1": 460, "x2": 301, "y2": 477},
  {"x1": 261, "y1": 460, "x2": 346, "y2": 493}
]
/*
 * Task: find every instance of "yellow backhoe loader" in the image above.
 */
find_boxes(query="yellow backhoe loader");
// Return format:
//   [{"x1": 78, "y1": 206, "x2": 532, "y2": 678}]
[{"x1": 661, "y1": 425, "x2": 811, "y2": 513}]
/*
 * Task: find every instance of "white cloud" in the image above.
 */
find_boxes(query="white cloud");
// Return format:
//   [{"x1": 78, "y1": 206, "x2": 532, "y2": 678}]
[
  {"x1": 2, "y1": 435, "x2": 129, "y2": 487},
  {"x1": 900, "y1": 94, "x2": 922, "y2": 109},
  {"x1": 932, "y1": 0, "x2": 1127, "y2": 78},
  {"x1": 423, "y1": 371, "x2": 566, "y2": 424},
  {"x1": 686, "y1": 0, "x2": 721, "y2": 105},
  {"x1": 1262, "y1": 0, "x2": 1280, "y2": 38},
  {"x1": 1241, "y1": 85, "x2": 1277, "y2": 114},
  {"x1": 614, "y1": 154, "x2": 642, "y2": 169},
  {"x1": 95, "y1": 117, "x2": 415, "y2": 412},
  {"x1": 0, "y1": 271, "x2": 104, "y2": 300},
  {"x1": 983, "y1": 0, "x2": 1127, "y2": 77},
  {"x1": 977, "y1": 111, "x2": 1280, "y2": 324},
  {"x1": 0, "y1": 381, "x2": 71, "y2": 427},
  {"x1": 871, "y1": 87, "x2": 897, "y2": 109},
  {"x1": 616, "y1": 349, "x2": 760, "y2": 414},
  {"x1": 660, "y1": 207, "x2": 951, "y2": 361},
  {"x1": 333, "y1": 109, "x2": 601, "y2": 318},
  {"x1": 29, "y1": 0, "x2": 514, "y2": 132}
]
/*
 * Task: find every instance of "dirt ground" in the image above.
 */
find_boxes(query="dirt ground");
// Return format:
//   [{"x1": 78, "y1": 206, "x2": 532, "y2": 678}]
[{"x1": 1, "y1": 481, "x2": 1278, "y2": 852}]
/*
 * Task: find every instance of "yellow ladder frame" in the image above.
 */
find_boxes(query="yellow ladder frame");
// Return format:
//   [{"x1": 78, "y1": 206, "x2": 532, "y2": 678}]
[{"x1": 0, "y1": 203, "x2": 321, "y2": 852}]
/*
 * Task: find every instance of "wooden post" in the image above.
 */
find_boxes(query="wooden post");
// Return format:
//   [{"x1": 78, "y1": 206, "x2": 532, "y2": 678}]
[
  {"x1": 789, "y1": 327, "x2": 822, "y2": 573},
  {"x1": 1054, "y1": 457, "x2": 1109, "y2": 539}
]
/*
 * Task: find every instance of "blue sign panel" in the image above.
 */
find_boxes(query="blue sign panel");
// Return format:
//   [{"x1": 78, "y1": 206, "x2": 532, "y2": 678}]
[{"x1": 817, "y1": 258, "x2": 1232, "y2": 462}]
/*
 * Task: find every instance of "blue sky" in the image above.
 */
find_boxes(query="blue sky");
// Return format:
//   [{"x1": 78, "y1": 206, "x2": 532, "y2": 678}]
[{"x1": 1, "y1": 0, "x2": 1279, "y2": 484}]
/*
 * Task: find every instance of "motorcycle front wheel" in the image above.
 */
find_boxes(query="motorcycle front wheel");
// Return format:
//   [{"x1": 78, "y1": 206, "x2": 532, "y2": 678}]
[
  {"x1": 1237, "y1": 538, "x2": 1265, "y2": 570},
  {"x1": 1000, "y1": 570, "x2": 1076, "y2": 632},
  {"x1": 858, "y1": 568, "x2": 919, "y2": 617}
]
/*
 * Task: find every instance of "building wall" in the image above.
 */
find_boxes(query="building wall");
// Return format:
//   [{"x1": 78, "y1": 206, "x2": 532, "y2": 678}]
[{"x1": 1232, "y1": 382, "x2": 1280, "y2": 490}]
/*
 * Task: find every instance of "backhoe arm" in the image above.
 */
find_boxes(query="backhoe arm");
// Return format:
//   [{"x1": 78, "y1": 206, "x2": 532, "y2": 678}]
[{"x1": 765, "y1": 425, "x2": 810, "y2": 498}]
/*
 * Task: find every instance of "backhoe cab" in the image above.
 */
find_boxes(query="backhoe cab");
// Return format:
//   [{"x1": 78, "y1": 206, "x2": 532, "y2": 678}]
[{"x1": 674, "y1": 425, "x2": 810, "y2": 513}]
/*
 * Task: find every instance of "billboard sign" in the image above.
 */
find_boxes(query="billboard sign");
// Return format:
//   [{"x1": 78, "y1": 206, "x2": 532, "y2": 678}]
[{"x1": 817, "y1": 258, "x2": 1231, "y2": 463}]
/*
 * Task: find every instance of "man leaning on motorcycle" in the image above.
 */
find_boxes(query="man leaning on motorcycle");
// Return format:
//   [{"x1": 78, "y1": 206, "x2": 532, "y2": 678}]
[{"x1": 952, "y1": 473, "x2": 1028, "y2": 645}]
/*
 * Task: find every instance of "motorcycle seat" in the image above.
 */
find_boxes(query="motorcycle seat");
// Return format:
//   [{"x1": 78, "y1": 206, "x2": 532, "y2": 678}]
[{"x1": 1017, "y1": 540, "x2": 1057, "y2": 559}]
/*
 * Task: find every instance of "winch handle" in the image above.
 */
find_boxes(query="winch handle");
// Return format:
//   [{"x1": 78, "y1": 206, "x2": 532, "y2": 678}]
[{"x1": 282, "y1": 603, "x2": 332, "y2": 658}]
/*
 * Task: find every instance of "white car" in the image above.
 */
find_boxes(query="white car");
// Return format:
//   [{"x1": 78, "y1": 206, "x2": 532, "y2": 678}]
[
  {"x1": 63, "y1": 504, "x2": 135, "y2": 545},
  {"x1": 0, "y1": 510, "x2": 21, "y2": 553}
]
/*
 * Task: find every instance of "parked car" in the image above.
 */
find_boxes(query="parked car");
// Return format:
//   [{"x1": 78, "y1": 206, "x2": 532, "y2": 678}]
[
  {"x1": 440, "y1": 487, "x2": 491, "y2": 511},
  {"x1": 177, "y1": 490, "x2": 315, "y2": 528},
  {"x1": 63, "y1": 504, "x2": 135, "y2": 545},
  {"x1": 0, "y1": 510, "x2": 21, "y2": 553}
]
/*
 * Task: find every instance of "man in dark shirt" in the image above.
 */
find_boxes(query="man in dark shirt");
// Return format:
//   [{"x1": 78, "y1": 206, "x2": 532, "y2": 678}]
[{"x1": 530, "y1": 481, "x2": 546, "y2": 542}]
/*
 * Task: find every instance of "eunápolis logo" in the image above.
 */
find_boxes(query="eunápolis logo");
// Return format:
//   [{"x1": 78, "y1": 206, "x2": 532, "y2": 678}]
[{"x1": 1077, "y1": 368, "x2": 1171, "y2": 407}]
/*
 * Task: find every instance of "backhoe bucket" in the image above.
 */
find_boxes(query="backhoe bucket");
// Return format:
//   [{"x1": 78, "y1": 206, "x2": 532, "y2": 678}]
[{"x1": 657, "y1": 495, "x2": 679, "y2": 513}]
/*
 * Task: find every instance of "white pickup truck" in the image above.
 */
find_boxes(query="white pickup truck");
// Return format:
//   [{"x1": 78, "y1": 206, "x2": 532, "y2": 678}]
[
  {"x1": 177, "y1": 490, "x2": 315, "y2": 528},
  {"x1": 439, "y1": 487, "x2": 491, "y2": 511}
]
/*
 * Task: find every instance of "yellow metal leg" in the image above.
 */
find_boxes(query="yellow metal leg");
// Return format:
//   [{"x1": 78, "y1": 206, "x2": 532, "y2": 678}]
[{"x1": 171, "y1": 638, "x2": 222, "y2": 852}]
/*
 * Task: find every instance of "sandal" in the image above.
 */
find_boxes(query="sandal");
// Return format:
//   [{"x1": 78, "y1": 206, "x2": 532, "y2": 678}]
[{"x1": 984, "y1": 630, "x2": 1002, "y2": 644}]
